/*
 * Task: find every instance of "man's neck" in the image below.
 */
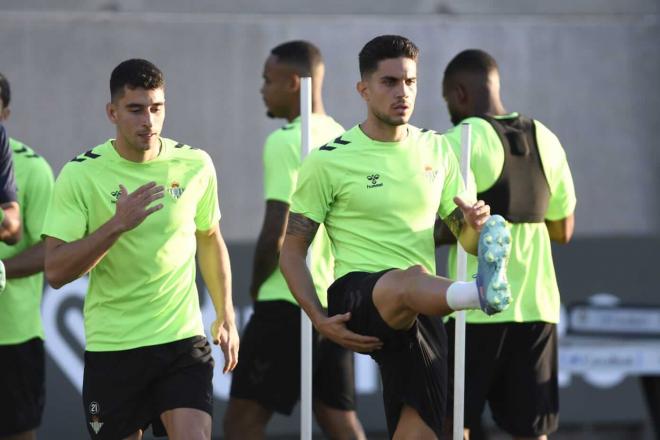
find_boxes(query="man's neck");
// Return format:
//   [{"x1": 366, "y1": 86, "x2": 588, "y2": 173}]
[
  {"x1": 286, "y1": 97, "x2": 326, "y2": 122},
  {"x1": 474, "y1": 94, "x2": 507, "y2": 118},
  {"x1": 360, "y1": 116, "x2": 408, "y2": 143},
  {"x1": 113, "y1": 138, "x2": 160, "y2": 163}
]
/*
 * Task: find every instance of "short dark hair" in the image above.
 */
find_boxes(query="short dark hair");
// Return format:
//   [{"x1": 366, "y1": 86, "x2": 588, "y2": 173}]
[
  {"x1": 270, "y1": 40, "x2": 323, "y2": 77},
  {"x1": 359, "y1": 35, "x2": 419, "y2": 77},
  {"x1": 0, "y1": 73, "x2": 10, "y2": 108},
  {"x1": 444, "y1": 49, "x2": 499, "y2": 82},
  {"x1": 110, "y1": 59, "x2": 164, "y2": 101}
]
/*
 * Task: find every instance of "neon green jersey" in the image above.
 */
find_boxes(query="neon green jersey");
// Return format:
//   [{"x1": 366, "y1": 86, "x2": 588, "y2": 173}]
[
  {"x1": 445, "y1": 115, "x2": 576, "y2": 323},
  {"x1": 291, "y1": 124, "x2": 471, "y2": 279},
  {"x1": 0, "y1": 139, "x2": 54, "y2": 344},
  {"x1": 258, "y1": 114, "x2": 344, "y2": 307},
  {"x1": 43, "y1": 138, "x2": 220, "y2": 351}
]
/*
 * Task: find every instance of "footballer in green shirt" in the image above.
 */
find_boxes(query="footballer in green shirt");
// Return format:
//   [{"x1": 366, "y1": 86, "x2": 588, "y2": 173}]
[
  {"x1": 42, "y1": 59, "x2": 238, "y2": 440},
  {"x1": 0, "y1": 72, "x2": 54, "y2": 440},
  {"x1": 224, "y1": 41, "x2": 365, "y2": 440},
  {"x1": 280, "y1": 35, "x2": 513, "y2": 439},
  {"x1": 440, "y1": 50, "x2": 576, "y2": 440}
]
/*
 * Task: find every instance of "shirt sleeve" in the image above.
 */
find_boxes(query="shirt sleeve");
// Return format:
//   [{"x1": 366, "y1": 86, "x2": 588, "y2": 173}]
[
  {"x1": 42, "y1": 163, "x2": 88, "y2": 242},
  {"x1": 23, "y1": 157, "x2": 55, "y2": 243},
  {"x1": 290, "y1": 150, "x2": 333, "y2": 224},
  {"x1": 438, "y1": 135, "x2": 475, "y2": 220},
  {"x1": 535, "y1": 121, "x2": 577, "y2": 221},
  {"x1": 263, "y1": 131, "x2": 299, "y2": 203},
  {"x1": 0, "y1": 125, "x2": 18, "y2": 204},
  {"x1": 545, "y1": 149, "x2": 577, "y2": 221},
  {"x1": 195, "y1": 153, "x2": 221, "y2": 231}
]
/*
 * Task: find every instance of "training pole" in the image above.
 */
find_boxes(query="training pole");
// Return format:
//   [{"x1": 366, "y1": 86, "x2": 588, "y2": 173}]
[
  {"x1": 453, "y1": 123, "x2": 471, "y2": 440},
  {"x1": 300, "y1": 77, "x2": 313, "y2": 440}
]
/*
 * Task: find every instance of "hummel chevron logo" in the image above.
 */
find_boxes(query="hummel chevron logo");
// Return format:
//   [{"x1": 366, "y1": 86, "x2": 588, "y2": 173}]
[
  {"x1": 366, "y1": 174, "x2": 383, "y2": 189},
  {"x1": 334, "y1": 136, "x2": 350, "y2": 145},
  {"x1": 71, "y1": 149, "x2": 101, "y2": 163}
]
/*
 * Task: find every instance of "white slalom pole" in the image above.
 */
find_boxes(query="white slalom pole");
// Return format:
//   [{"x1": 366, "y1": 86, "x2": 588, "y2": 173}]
[
  {"x1": 300, "y1": 77, "x2": 313, "y2": 440},
  {"x1": 453, "y1": 123, "x2": 471, "y2": 440}
]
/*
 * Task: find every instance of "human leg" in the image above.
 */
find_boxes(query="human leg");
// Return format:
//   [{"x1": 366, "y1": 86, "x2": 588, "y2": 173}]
[
  {"x1": 0, "y1": 339, "x2": 45, "y2": 440},
  {"x1": 224, "y1": 398, "x2": 273, "y2": 440},
  {"x1": 313, "y1": 336, "x2": 365, "y2": 440},
  {"x1": 224, "y1": 301, "x2": 304, "y2": 438},
  {"x1": 373, "y1": 216, "x2": 512, "y2": 330},
  {"x1": 328, "y1": 273, "x2": 448, "y2": 438},
  {"x1": 393, "y1": 405, "x2": 438, "y2": 440},
  {"x1": 488, "y1": 323, "x2": 558, "y2": 439},
  {"x1": 159, "y1": 408, "x2": 211, "y2": 440},
  {"x1": 0, "y1": 430, "x2": 36, "y2": 440}
]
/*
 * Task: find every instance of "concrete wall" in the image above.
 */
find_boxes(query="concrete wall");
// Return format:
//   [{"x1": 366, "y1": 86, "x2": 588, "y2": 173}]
[
  {"x1": 1, "y1": 0, "x2": 658, "y2": 15},
  {"x1": 1, "y1": 11, "x2": 658, "y2": 241}
]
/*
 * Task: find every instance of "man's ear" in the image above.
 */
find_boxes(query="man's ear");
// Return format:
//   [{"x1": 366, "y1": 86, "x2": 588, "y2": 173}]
[
  {"x1": 457, "y1": 83, "x2": 468, "y2": 104},
  {"x1": 106, "y1": 102, "x2": 117, "y2": 124},
  {"x1": 0, "y1": 107, "x2": 10, "y2": 122},
  {"x1": 356, "y1": 79, "x2": 369, "y2": 101},
  {"x1": 289, "y1": 74, "x2": 301, "y2": 93}
]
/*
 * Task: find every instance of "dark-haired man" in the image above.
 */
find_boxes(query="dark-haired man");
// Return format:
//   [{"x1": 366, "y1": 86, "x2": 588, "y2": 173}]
[
  {"x1": 280, "y1": 35, "x2": 513, "y2": 439},
  {"x1": 224, "y1": 40, "x2": 365, "y2": 440},
  {"x1": 43, "y1": 59, "x2": 239, "y2": 440},
  {"x1": 440, "y1": 49, "x2": 576, "y2": 440},
  {"x1": 0, "y1": 72, "x2": 54, "y2": 440}
]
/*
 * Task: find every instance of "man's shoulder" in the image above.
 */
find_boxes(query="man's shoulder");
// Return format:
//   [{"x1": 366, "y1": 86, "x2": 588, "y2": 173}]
[
  {"x1": 10, "y1": 138, "x2": 53, "y2": 174},
  {"x1": 264, "y1": 124, "x2": 300, "y2": 151},
  {"x1": 165, "y1": 138, "x2": 213, "y2": 165}
]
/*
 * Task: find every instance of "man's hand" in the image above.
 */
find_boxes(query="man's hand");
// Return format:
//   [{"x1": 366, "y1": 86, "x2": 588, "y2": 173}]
[
  {"x1": 454, "y1": 196, "x2": 490, "y2": 232},
  {"x1": 211, "y1": 319, "x2": 239, "y2": 373},
  {"x1": 316, "y1": 313, "x2": 383, "y2": 353},
  {"x1": 112, "y1": 182, "x2": 164, "y2": 233}
]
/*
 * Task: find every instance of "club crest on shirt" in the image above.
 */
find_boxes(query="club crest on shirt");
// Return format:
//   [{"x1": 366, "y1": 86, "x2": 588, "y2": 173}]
[
  {"x1": 110, "y1": 189, "x2": 121, "y2": 204},
  {"x1": 89, "y1": 401, "x2": 103, "y2": 434},
  {"x1": 366, "y1": 174, "x2": 383, "y2": 189},
  {"x1": 424, "y1": 166, "x2": 439, "y2": 183},
  {"x1": 167, "y1": 181, "x2": 185, "y2": 200}
]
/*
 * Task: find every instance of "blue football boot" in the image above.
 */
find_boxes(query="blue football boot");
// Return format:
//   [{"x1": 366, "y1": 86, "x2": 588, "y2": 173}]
[{"x1": 476, "y1": 215, "x2": 512, "y2": 315}]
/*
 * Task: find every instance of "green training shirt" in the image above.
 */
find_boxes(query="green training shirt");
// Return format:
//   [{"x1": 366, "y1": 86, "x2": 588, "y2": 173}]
[
  {"x1": 291, "y1": 124, "x2": 471, "y2": 279},
  {"x1": 0, "y1": 139, "x2": 54, "y2": 345},
  {"x1": 445, "y1": 115, "x2": 576, "y2": 323},
  {"x1": 43, "y1": 138, "x2": 220, "y2": 351},
  {"x1": 259, "y1": 114, "x2": 344, "y2": 307}
]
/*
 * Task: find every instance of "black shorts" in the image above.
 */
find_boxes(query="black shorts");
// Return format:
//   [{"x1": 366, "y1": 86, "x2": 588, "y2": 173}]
[
  {"x1": 230, "y1": 300, "x2": 355, "y2": 415},
  {"x1": 446, "y1": 320, "x2": 559, "y2": 437},
  {"x1": 0, "y1": 338, "x2": 46, "y2": 436},
  {"x1": 328, "y1": 270, "x2": 448, "y2": 439},
  {"x1": 83, "y1": 335, "x2": 214, "y2": 439}
]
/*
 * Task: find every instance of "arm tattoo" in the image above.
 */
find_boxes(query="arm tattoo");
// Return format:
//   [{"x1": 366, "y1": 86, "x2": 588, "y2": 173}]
[
  {"x1": 286, "y1": 213, "x2": 320, "y2": 247},
  {"x1": 443, "y1": 207, "x2": 465, "y2": 239}
]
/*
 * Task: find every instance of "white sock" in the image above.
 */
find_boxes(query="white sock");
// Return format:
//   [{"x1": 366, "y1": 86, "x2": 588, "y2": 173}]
[{"x1": 446, "y1": 281, "x2": 480, "y2": 311}]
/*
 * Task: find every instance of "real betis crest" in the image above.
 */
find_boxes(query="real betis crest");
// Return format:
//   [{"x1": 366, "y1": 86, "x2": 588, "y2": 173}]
[{"x1": 168, "y1": 181, "x2": 185, "y2": 200}]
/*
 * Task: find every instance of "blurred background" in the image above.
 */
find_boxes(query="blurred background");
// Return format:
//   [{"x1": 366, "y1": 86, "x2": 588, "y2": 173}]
[{"x1": 1, "y1": 0, "x2": 659, "y2": 438}]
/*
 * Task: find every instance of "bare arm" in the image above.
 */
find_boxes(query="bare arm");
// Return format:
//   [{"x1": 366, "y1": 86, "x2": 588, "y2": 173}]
[
  {"x1": 196, "y1": 224, "x2": 239, "y2": 373},
  {"x1": 280, "y1": 213, "x2": 383, "y2": 352},
  {"x1": 0, "y1": 202, "x2": 21, "y2": 245},
  {"x1": 4, "y1": 242, "x2": 45, "y2": 279},
  {"x1": 249, "y1": 200, "x2": 289, "y2": 301},
  {"x1": 45, "y1": 182, "x2": 164, "y2": 289},
  {"x1": 434, "y1": 217, "x2": 457, "y2": 247},
  {"x1": 279, "y1": 213, "x2": 325, "y2": 322},
  {"x1": 546, "y1": 213, "x2": 575, "y2": 244}
]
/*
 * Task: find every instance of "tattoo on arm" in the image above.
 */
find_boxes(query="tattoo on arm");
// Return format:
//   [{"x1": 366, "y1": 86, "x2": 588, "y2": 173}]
[
  {"x1": 286, "y1": 213, "x2": 320, "y2": 247},
  {"x1": 443, "y1": 207, "x2": 465, "y2": 239}
]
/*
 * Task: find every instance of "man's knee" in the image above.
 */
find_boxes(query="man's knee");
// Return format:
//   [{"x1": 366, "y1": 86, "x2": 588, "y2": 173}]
[{"x1": 223, "y1": 398, "x2": 271, "y2": 439}]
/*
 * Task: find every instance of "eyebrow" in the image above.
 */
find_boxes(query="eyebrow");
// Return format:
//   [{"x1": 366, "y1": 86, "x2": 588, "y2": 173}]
[{"x1": 125, "y1": 102, "x2": 165, "y2": 109}]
